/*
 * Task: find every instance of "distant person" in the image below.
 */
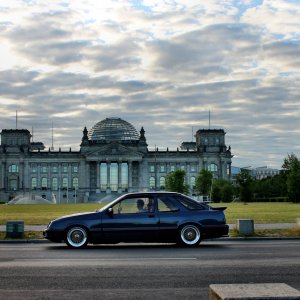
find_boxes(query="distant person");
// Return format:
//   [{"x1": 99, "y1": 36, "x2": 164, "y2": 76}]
[{"x1": 136, "y1": 199, "x2": 147, "y2": 213}]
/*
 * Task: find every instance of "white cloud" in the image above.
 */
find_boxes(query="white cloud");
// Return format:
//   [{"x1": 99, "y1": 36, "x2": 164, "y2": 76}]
[{"x1": 0, "y1": 0, "x2": 299, "y2": 168}]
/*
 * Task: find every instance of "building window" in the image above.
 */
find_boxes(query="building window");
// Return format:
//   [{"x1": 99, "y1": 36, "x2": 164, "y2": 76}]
[
  {"x1": 190, "y1": 176, "x2": 196, "y2": 190},
  {"x1": 31, "y1": 177, "x2": 37, "y2": 189},
  {"x1": 9, "y1": 164, "x2": 19, "y2": 173},
  {"x1": 110, "y1": 162, "x2": 118, "y2": 192},
  {"x1": 180, "y1": 165, "x2": 185, "y2": 171},
  {"x1": 160, "y1": 177, "x2": 165, "y2": 190},
  {"x1": 149, "y1": 165, "x2": 155, "y2": 173},
  {"x1": 41, "y1": 177, "x2": 48, "y2": 190},
  {"x1": 31, "y1": 164, "x2": 37, "y2": 173},
  {"x1": 208, "y1": 163, "x2": 218, "y2": 172},
  {"x1": 227, "y1": 164, "x2": 231, "y2": 175},
  {"x1": 100, "y1": 163, "x2": 107, "y2": 192},
  {"x1": 149, "y1": 176, "x2": 155, "y2": 190},
  {"x1": 190, "y1": 165, "x2": 196, "y2": 172},
  {"x1": 72, "y1": 177, "x2": 79, "y2": 189},
  {"x1": 121, "y1": 163, "x2": 128, "y2": 192},
  {"x1": 62, "y1": 177, "x2": 68, "y2": 189},
  {"x1": 9, "y1": 179, "x2": 17, "y2": 191},
  {"x1": 160, "y1": 165, "x2": 165, "y2": 172},
  {"x1": 62, "y1": 165, "x2": 68, "y2": 173},
  {"x1": 52, "y1": 177, "x2": 58, "y2": 191},
  {"x1": 170, "y1": 165, "x2": 175, "y2": 172},
  {"x1": 73, "y1": 165, "x2": 78, "y2": 173},
  {"x1": 52, "y1": 165, "x2": 58, "y2": 173},
  {"x1": 41, "y1": 165, "x2": 47, "y2": 173},
  {"x1": 215, "y1": 138, "x2": 219, "y2": 145}
]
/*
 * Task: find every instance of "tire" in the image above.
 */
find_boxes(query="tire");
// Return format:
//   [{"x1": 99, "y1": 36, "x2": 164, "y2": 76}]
[
  {"x1": 178, "y1": 224, "x2": 201, "y2": 246},
  {"x1": 66, "y1": 226, "x2": 88, "y2": 248}
]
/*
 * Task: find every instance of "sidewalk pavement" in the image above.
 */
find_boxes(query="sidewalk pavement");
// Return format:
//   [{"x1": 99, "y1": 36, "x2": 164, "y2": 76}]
[{"x1": 0, "y1": 223, "x2": 298, "y2": 232}]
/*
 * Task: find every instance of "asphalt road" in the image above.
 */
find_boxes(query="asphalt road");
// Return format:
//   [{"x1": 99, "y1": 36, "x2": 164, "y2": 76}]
[{"x1": 0, "y1": 240, "x2": 299, "y2": 300}]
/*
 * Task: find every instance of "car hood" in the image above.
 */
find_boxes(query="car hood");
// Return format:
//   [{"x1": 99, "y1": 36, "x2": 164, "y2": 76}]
[{"x1": 53, "y1": 211, "x2": 100, "y2": 222}]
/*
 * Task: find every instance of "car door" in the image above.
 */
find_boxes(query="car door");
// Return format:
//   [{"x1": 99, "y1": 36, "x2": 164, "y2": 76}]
[
  {"x1": 157, "y1": 195, "x2": 182, "y2": 242},
  {"x1": 101, "y1": 195, "x2": 159, "y2": 243}
]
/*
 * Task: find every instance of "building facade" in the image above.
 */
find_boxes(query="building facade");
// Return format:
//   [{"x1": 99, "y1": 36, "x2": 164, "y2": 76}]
[
  {"x1": 0, "y1": 117, "x2": 233, "y2": 203},
  {"x1": 255, "y1": 166, "x2": 280, "y2": 180}
]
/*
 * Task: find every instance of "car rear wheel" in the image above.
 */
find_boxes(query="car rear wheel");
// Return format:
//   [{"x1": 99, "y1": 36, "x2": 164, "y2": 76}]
[
  {"x1": 66, "y1": 226, "x2": 88, "y2": 248},
  {"x1": 179, "y1": 224, "x2": 201, "y2": 246}
]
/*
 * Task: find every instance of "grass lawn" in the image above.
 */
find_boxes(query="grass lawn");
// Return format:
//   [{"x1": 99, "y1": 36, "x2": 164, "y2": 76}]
[
  {"x1": 0, "y1": 203, "x2": 102, "y2": 225},
  {"x1": 211, "y1": 202, "x2": 300, "y2": 224},
  {"x1": 0, "y1": 202, "x2": 299, "y2": 225}
]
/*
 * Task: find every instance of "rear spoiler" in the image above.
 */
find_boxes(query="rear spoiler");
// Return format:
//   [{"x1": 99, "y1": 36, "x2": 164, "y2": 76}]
[{"x1": 210, "y1": 206, "x2": 227, "y2": 211}]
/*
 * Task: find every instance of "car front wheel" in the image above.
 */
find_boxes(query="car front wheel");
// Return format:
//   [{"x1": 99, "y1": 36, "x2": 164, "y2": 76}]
[
  {"x1": 179, "y1": 224, "x2": 201, "y2": 246},
  {"x1": 66, "y1": 226, "x2": 88, "y2": 248}
]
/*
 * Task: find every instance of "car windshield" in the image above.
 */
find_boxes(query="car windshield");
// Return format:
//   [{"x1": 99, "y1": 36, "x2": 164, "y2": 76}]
[{"x1": 96, "y1": 195, "x2": 126, "y2": 212}]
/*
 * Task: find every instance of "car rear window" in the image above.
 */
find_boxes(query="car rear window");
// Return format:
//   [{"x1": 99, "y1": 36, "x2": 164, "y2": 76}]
[{"x1": 175, "y1": 196, "x2": 206, "y2": 210}]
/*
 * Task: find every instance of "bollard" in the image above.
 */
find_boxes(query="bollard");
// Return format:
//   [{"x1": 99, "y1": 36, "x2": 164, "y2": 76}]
[
  {"x1": 236, "y1": 219, "x2": 254, "y2": 236},
  {"x1": 6, "y1": 220, "x2": 24, "y2": 238}
]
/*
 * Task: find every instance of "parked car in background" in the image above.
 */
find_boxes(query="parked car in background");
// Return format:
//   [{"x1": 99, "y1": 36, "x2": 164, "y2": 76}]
[{"x1": 43, "y1": 192, "x2": 229, "y2": 248}]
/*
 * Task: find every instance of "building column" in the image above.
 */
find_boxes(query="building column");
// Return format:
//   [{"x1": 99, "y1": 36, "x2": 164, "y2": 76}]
[
  {"x1": 18, "y1": 161, "x2": 23, "y2": 190},
  {"x1": 85, "y1": 163, "x2": 90, "y2": 190},
  {"x1": 37, "y1": 163, "x2": 41, "y2": 189},
  {"x1": 47, "y1": 163, "x2": 51, "y2": 191},
  {"x1": 186, "y1": 162, "x2": 190, "y2": 191},
  {"x1": 118, "y1": 161, "x2": 122, "y2": 193},
  {"x1": 96, "y1": 162, "x2": 100, "y2": 191},
  {"x1": 128, "y1": 161, "x2": 132, "y2": 192},
  {"x1": 1, "y1": 162, "x2": 5, "y2": 189},
  {"x1": 138, "y1": 161, "x2": 147, "y2": 192},
  {"x1": 106, "y1": 161, "x2": 111, "y2": 194},
  {"x1": 155, "y1": 162, "x2": 158, "y2": 191}
]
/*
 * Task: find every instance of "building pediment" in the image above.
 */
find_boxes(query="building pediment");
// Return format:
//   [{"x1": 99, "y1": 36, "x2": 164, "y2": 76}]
[{"x1": 84, "y1": 142, "x2": 143, "y2": 160}]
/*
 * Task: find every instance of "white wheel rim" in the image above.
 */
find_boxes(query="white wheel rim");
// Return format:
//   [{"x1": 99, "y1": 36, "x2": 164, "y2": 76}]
[
  {"x1": 181, "y1": 225, "x2": 200, "y2": 245},
  {"x1": 67, "y1": 227, "x2": 87, "y2": 248}
]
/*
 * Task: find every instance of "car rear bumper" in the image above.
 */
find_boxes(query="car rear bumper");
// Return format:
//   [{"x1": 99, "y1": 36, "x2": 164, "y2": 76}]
[{"x1": 202, "y1": 224, "x2": 229, "y2": 239}]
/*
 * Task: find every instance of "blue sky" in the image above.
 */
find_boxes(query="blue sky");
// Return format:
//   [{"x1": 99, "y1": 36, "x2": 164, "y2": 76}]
[{"x1": 0, "y1": 0, "x2": 300, "y2": 169}]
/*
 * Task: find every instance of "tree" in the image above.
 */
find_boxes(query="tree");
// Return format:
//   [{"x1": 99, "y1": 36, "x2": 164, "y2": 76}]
[
  {"x1": 282, "y1": 154, "x2": 300, "y2": 203},
  {"x1": 195, "y1": 169, "x2": 213, "y2": 195},
  {"x1": 211, "y1": 182, "x2": 221, "y2": 203},
  {"x1": 235, "y1": 169, "x2": 254, "y2": 202},
  {"x1": 211, "y1": 179, "x2": 234, "y2": 203},
  {"x1": 165, "y1": 170, "x2": 189, "y2": 194},
  {"x1": 282, "y1": 153, "x2": 300, "y2": 172},
  {"x1": 253, "y1": 173, "x2": 287, "y2": 199}
]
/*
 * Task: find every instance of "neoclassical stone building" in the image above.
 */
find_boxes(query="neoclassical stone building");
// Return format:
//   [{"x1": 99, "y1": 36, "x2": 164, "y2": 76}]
[{"x1": 0, "y1": 117, "x2": 232, "y2": 203}]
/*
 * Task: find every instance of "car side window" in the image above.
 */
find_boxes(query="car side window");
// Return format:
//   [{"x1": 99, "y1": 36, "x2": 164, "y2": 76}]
[
  {"x1": 175, "y1": 196, "x2": 205, "y2": 210},
  {"x1": 157, "y1": 196, "x2": 179, "y2": 212},
  {"x1": 112, "y1": 196, "x2": 154, "y2": 214}
]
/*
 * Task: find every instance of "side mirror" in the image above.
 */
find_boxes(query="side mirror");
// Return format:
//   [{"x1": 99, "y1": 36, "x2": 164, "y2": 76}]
[{"x1": 107, "y1": 207, "x2": 113, "y2": 215}]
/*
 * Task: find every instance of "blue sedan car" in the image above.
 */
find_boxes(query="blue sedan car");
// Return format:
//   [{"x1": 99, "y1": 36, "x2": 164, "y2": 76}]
[{"x1": 43, "y1": 192, "x2": 229, "y2": 248}]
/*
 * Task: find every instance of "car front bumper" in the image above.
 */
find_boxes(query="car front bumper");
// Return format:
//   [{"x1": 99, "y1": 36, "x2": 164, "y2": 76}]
[{"x1": 43, "y1": 229, "x2": 65, "y2": 243}]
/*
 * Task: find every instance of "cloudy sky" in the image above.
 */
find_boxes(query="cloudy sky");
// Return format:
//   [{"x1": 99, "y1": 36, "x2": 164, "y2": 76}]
[{"x1": 0, "y1": 0, "x2": 299, "y2": 169}]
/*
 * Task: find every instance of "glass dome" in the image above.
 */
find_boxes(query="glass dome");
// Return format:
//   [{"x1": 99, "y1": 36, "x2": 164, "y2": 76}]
[{"x1": 88, "y1": 118, "x2": 139, "y2": 142}]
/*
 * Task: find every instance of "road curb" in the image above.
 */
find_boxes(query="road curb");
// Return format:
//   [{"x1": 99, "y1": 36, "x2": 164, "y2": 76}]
[
  {"x1": 0, "y1": 237, "x2": 300, "y2": 244},
  {"x1": 0, "y1": 239, "x2": 50, "y2": 244}
]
